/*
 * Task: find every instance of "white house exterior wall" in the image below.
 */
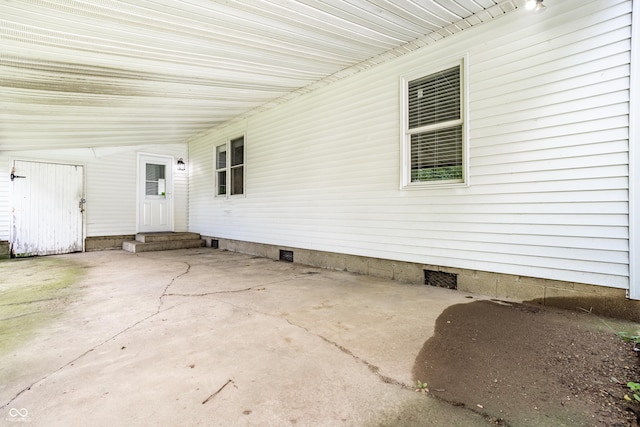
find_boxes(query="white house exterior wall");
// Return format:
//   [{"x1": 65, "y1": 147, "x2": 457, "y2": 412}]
[
  {"x1": 0, "y1": 144, "x2": 188, "y2": 239},
  {"x1": 188, "y1": 0, "x2": 631, "y2": 290}
]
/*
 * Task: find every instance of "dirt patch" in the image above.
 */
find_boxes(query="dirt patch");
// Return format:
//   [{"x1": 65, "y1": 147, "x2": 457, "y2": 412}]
[{"x1": 413, "y1": 299, "x2": 640, "y2": 426}]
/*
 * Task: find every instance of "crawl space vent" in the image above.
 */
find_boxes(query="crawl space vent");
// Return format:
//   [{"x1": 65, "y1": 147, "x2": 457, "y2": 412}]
[
  {"x1": 424, "y1": 269, "x2": 457, "y2": 290},
  {"x1": 211, "y1": 239, "x2": 219, "y2": 249},
  {"x1": 279, "y1": 250, "x2": 294, "y2": 263}
]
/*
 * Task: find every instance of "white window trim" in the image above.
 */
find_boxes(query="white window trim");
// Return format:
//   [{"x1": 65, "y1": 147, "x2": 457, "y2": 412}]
[
  {"x1": 214, "y1": 133, "x2": 246, "y2": 198},
  {"x1": 400, "y1": 54, "x2": 469, "y2": 190}
]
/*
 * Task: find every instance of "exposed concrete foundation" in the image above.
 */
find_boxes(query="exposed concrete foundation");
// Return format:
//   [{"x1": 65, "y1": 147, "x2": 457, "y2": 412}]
[
  {"x1": 84, "y1": 235, "x2": 135, "y2": 252},
  {"x1": 202, "y1": 236, "x2": 639, "y2": 321}
]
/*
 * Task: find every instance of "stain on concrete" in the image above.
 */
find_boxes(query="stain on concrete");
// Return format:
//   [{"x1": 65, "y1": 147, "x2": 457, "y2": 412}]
[{"x1": 0, "y1": 257, "x2": 85, "y2": 356}]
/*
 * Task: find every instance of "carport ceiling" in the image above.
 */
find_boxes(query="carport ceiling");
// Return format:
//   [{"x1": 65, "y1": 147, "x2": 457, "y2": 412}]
[{"x1": 1, "y1": 0, "x2": 520, "y2": 151}]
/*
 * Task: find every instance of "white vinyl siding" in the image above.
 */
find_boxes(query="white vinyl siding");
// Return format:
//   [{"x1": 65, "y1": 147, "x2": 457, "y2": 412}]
[
  {"x1": 0, "y1": 144, "x2": 188, "y2": 240},
  {"x1": 188, "y1": 0, "x2": 631, "y2": 290}
]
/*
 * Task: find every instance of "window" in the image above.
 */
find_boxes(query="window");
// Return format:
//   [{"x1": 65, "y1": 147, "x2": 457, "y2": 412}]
[
  {"x1": 215, "y1": 145, "x2": 227, "y2": 196},
  {"x1": 215, "y1": 135, "x2": 245, "y2": 196},
  {"x1": 401, "y1": 59, "x2": 466, "y2": 188},
  {"x1": 145, "y1": 163, "x2": 166, "y2": 196}
]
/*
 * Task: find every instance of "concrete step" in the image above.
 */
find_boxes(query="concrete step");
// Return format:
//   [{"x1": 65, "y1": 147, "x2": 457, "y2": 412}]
[
  {"x1": 123, "y1": 232, "x2": 206, "y2": 253},
  {"x1": 135, "y1": 232, "x2": 202, "y2": 243}
]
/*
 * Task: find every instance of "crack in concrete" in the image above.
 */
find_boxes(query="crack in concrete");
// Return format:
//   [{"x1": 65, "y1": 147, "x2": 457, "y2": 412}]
[
  {"x1": 2, "y1": 261, "x2": 407, "y2": 412},
  {"x1": 283, "y1": 318, "x2": 413, "y2": 391},
  {"x1": 314, "y1": 334, "x2": 413, "y2": 390},
  {"x1": 0, "y1": 261, "x2": 191, "y2": 411},
  {"x1": 164, "y1": 287, "x2": 266, "y2": 297},
  {"x1": 158, "y1": 261, "x2": 191, "y2": 310},
  {"x1": 208, "y1": 296, "x2": 413, "y2": 392}
]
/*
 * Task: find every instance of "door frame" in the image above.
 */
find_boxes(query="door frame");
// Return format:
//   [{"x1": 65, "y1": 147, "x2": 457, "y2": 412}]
[{"x1": 137, "y1": 153, "x2": 175, "y2": 233}]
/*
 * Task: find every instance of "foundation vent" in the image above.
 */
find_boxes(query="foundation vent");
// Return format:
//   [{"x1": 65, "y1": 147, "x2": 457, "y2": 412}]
[
  {"x1": 424, "y1": 269, "x2": 457, "y2": 290},
  {"x1": 211, "y1": 239, "x2": 219, "y2": 249},
  {"x1": 279, "y1": 250, "x2": 294, "y2": 263}
]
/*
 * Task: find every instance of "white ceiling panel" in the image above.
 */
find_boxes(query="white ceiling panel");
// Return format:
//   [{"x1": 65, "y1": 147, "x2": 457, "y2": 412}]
[{"x1": 0, "y1": 0, "x2": 520, "y2": 151}]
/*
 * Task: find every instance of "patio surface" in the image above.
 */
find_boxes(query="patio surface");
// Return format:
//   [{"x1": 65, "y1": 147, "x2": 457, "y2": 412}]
[{"x1": 1, "y1": 249, "x2": 512, "y2": 426}]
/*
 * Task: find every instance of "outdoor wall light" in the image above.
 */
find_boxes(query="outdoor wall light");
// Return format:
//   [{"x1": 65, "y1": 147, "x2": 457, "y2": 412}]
[
  {"x1": 177, "y1": 158, "x2": 186, "y2": 171},
  {"x1": 525, "y1": 0, "x2": 546, "y2": 13}
]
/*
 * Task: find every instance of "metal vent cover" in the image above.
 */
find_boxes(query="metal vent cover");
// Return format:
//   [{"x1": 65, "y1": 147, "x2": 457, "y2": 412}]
[
  {"x1": 424, "y1": 269, "x2": 457, "y2": 290},
  {"x1": 211, "y1": 239, "x2": 219, "y2": 249},
  {"x1": 279, "y1": 250, "x2": 294, "y2": 263}
]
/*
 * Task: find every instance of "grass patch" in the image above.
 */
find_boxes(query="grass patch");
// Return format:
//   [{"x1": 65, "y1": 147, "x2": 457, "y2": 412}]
[{"x1": 0, "y1": 257, "x2": 85, "y2": 356}]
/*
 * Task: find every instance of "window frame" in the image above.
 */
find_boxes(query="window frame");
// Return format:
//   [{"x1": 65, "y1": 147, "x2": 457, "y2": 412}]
[
  {"x1": 400, "y1": 55, "x2": 469, "y2": 189},
  {"x1": 214, "y1": 133, "x2": 246, "y2": 198}
]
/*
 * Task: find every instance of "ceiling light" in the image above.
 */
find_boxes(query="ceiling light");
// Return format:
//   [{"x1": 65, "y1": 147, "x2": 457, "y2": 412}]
[{"x1": 525, "y1": 0, "x2": 546, "y2": 13}]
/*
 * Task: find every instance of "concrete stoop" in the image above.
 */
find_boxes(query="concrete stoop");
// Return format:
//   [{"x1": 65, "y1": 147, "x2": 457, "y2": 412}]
[{"x1": 122, "y1": 232, "x2": 205, "y2": 253}]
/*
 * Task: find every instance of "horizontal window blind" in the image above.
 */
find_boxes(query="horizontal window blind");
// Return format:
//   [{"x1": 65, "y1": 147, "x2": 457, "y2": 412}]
[
  {"x1": 411, "y1": 126, "x2": 463, "y2": 181},
  {"x1": 408, "y1": 66, "x2": 460, "y2": 130}
]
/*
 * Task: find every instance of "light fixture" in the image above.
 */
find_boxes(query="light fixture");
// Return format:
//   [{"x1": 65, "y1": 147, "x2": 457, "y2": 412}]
[
  {"x1": 525, "y1": 0, "x2": 546, "y2": 12},
  {"x1": 177, "y1": 158, "x2": 185, "y2": 171}
]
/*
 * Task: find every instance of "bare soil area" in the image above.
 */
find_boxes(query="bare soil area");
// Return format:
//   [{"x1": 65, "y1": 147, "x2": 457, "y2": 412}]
[{"x1": 413, "y1": 299, "x2": 640, "y2": 427}]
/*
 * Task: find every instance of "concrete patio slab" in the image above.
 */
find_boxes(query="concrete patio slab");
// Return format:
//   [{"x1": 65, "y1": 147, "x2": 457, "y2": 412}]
[{"x1": 0, "y1": 248, "x2": 492, "y2": 426}]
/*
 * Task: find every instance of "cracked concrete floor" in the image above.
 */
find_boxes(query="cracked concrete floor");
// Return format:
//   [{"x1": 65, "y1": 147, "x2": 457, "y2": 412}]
[{"x1": 0, "y1": 249, "x2": 492, "y2": 426}]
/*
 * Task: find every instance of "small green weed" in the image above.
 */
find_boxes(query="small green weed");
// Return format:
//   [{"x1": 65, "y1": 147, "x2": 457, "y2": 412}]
[
  {"x1": 415, "y1": 381, "x2": 429, "y2": 393},
  {"x1": 625, "y1": 382, "x2": 640, "y2": 404},
  {"x1": 617, "y1": 331, "x2": 640, "y2": 343},
  {"x1": 617, "y1": 332, "x2": 640, "y2": 406}
]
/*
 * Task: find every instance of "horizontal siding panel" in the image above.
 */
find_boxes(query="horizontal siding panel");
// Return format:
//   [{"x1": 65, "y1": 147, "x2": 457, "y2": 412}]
[
  {"x1": 470, "y1": 118, "x2": 629, "y2": 149},
  {"x1": 232, "y1": 212, "x2": 627, "y2": 250},
  {"x1": 471, "y1": 78, "x2": 630, "y2": 131},
  {"x1": 471, "y1": 128, "x2": 628, "y2": 155},
  {"x1": 189, "y1": 0, "x2": 631, "y2": 290},
  {"x1": 473, "y1": 25, "x2": 631, "y2": 90},
  {"x1": 471, "y1": 104, "x2": 628, "y2": 140},
  {"x1": 471, "y1": 70, "x2": 630, "y2": 116},
  {"x1": 472, "y1": 89, "x2": 629, "y2": 130},
  {"x1": 472, "y1": 140, "x2": 628, "y2": 166},
  {"x1": 470, "y1": 165, "x2": 628, "y2": 186},
  {"x1": 471, "y1": 152, "x2": 628, "y2": 176}
]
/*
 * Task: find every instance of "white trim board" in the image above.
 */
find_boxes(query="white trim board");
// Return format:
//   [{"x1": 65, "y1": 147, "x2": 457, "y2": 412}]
[{"x1": 629, "y1": 0, "x2": 639, "y2": 299}]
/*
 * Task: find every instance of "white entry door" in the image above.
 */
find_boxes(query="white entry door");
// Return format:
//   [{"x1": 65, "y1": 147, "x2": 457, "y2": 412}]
[
  {"x1": 10, "y1": 160, "x2": 84, "y2": 256},
  {"x1": 138, "y1": 154, "x2": 173, "y2": 233}
]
